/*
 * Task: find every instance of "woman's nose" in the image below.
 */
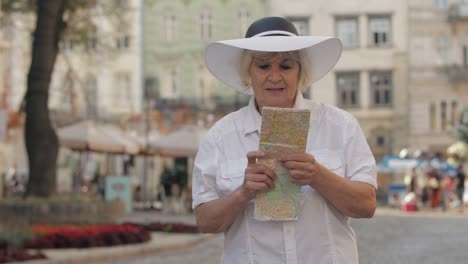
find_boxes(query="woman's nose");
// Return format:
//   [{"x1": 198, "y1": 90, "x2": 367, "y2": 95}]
[{"x1": 267, "y1": 67, "x2": 282, "y2": 82}]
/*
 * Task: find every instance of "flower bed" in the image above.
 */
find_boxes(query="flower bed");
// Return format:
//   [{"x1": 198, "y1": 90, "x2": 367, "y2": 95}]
[
  {"x1": 125, "y1": 222, "x2": 199, "y2": 233},
  {"x1": 25, "y1": 224, "x2": 150, "y2": 249},
  {"x1": 0, "y1": 221, "x2": 197, "y2": 262}
]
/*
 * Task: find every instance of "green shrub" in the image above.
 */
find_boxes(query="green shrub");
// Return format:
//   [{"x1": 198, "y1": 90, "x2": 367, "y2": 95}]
[{"x1": 0, "y1": 222, "x2": 34, "y2": 248}]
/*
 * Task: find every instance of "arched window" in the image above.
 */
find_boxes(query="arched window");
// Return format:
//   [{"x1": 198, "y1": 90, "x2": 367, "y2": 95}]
[
  {"x1": 237, "y1": 7, "x2": 250, "y2": 37},
  {"x1": 199, "y1": 10, "x2": 213, "y2": 41},
  {"x1": 161, "y1": 12, "x2": 177, "y2": 43}
]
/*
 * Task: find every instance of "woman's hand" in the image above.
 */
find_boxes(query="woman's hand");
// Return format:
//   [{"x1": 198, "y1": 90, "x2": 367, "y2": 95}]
[
  {"x1": 279, "y1": 152, "x2": 376, "y2": 218},
  {"x1": 279, "y1": 152, "x2": 326, "y2": 186},
  {"x1": 241, "y1": 151, "x2": 277, "y2": 200}
]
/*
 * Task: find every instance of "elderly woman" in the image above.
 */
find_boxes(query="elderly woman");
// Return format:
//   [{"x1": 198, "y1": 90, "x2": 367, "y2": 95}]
[{"x1": 192, "y1": 17, "x2": 377, "y2": 264}]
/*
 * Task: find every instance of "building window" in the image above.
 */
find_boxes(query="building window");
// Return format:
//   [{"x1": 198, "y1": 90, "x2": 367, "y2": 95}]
[
  {"x1": 237, "y1": 7, "x2": 250, "y2": 37},
  {"x1": 144, "y1": 77, "x2": 159, "y2": 101},
  {"x1": 86, "y1": 36, "x2": 97, "y2": 51},
  {"x1": 432, "y1": 0, "x2": 448, "y2": 9},
  {"x1": 368, "y1": 16, "x2": 391, "y2": 47},
  {"x1": 336, "y1": 72, "x2": 360, "y2": 108},
  {"x1": 61, "y1": 73, "x2": 74, "y2": 110},
  {"x1": 85, "y1": 76, "x2": 98, "y2": 118},
  {"x1": 463, "y1": 46, "x2": 468, "y2": 67},
  {"x1": 113, "y1": 72, "x2": 131, "y2": 108},
  {"x1": 199, "y1": 10, "x2": 213, "y2": 41},
  {"x1": 369, "y1": 127, "x2": 392, "y2": 160},
  {"x1": 170, "y1": 68, "x2": 178, "y2": 96},
  {"x1": 61, "y1": 37, "x2": 74, "y2": 52},
  {"x1": 370, "y1": 71, "x2": 392, "y2": 107},
  {"x1": 428, "y1": 100, "x2": 459, "y2": 132},
  {"x1": 161, "y1": 13, "x2": 177, "y2": 42},
  {"x1": 441, "y1": 101, "x2": 447, "y2": 131},
  {"x1": 116, "y1": 35, "x2": 130, "y2": 50},
  {"x1": 376, "y1": 136, "x2": 386, "y2": 147},
  {"x1": 84, "y1": 27, "x2": 98, "y2": 51},
  {"x1": 451, "y1": 101, "x2": 458, "y2": 127},
  {"x1": 288, "y1": 17, "x2": 309, "y2": 36},
  {"x1": 430, "y1": 102, "x2": 436, "y2": 131},
  {"x1": 198, "y1": 64, "x2": 215, "y2": 104},
  {"x1": 116, "y1": 0, "x2": 128, "y2": 8},
  {"x1": 435, "y1": 37, "x2": 450, "y2": 66},
  {"x1": 336, "y1": 17, "x2": 358, "y2": 48},
  {"x1": 161, "y1": 65, "x2": 179, "y2": 98}
]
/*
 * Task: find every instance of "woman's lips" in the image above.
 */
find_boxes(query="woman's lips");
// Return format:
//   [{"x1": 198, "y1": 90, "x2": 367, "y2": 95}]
[
  {"x1": 266, "y1": 88, "x2": 285, "y2": 94},
  {"x1": 266, "y1": 88, "x2": 284, "y2": 91}
]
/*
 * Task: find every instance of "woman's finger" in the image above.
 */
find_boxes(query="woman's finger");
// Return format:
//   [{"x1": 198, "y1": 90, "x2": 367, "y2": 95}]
[
  {"x1": 289, "y1": 169, "x2": 307, "y2": 179},
  {"x1": 245, "y1": 181, "x2": 272, "y2": 192},
  {"x1": 289, "y1": 177, "x2": 310, "y2": 186},
  {"x1": 247, "y1": 151, "x2": 265, "y2": 166},
  {"x1": 282, "y1": 160, "x2": 310, "y2": 170},
  {"x1": 246, "y1": 173, "x2": 275, "y2": 189},
  {"x1": 279, "y1": 153, "x2": 315, "y2": 163}
]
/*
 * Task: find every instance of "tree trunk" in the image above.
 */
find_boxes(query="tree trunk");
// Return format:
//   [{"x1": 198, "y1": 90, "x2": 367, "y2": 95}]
[{"x1": 25, "y1": 0, "x2": 66, "y2": 197}]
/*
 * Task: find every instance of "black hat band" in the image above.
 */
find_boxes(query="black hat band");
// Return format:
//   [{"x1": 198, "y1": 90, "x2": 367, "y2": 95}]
[{"x1": 245, "y1": 17, "x2": 299, "y2": 38}]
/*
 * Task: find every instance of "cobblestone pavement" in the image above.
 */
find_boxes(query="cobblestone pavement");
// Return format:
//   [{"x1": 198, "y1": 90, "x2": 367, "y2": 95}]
[
  {"x1": 103, "y1": 211, "x2": 468, "y2": 264},
  {"x1": 354, "y1": 214, "x2": 468, "y2": 264}
]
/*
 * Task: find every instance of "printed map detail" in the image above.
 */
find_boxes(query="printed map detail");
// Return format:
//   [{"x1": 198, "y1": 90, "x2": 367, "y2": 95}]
[{"x1": 254, "y1": 107, "x2": 310, "y2": 221}]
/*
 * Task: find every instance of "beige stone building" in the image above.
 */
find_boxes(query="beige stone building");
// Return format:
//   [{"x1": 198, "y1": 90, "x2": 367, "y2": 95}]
[
  {"x1": 408, "y1": 0, "x2": 468, "y2": 153},
  {"x1": 268, "y1": 0, "x2": 409, "y2": 160}
]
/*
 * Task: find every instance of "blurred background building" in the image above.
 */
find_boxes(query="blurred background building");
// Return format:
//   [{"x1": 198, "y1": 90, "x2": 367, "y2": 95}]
[
  {"x1": 142, "y1": 0, "x2": 265, "y2": 127},
  {"x1": 0, "y1": 0, "x2": 467, "y2": 201},
  {"x1": 408, "y1": 0, "x2": 468, "y2": 152}
]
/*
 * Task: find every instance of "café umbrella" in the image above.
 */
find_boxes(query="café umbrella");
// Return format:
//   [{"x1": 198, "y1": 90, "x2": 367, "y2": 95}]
[
  {"x1": 150, "y1": 126, "x2": 207, "y2": 157},
  {"x1": 57, "y1": 121, "x2": 140, "y2": 155}
]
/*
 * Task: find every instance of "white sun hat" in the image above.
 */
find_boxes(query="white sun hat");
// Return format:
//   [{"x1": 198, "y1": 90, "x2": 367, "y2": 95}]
[{"x1": 205, "y1": 17, "x2": 343, "y2": 95}]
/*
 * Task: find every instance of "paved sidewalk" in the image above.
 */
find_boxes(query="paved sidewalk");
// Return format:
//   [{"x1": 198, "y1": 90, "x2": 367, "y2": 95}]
[{"x1": 14, "y1": 207, "x2": 468, "y2": 264}]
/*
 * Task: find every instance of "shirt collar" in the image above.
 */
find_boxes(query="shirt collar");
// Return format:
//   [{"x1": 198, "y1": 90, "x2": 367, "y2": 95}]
[{"x1": 243, "y1": 92, "x2": 307, "y2": 136}]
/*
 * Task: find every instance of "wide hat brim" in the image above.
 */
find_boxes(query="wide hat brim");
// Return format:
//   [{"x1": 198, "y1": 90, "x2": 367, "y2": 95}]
[{"x1": 205, "y1": 36, "x2": 343, "y2": 95}]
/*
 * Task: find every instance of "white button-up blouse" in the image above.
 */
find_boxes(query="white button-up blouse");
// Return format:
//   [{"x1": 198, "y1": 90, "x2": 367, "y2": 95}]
[{"x1": 192, "y1": 93, "x2": 377, "y2": 264}]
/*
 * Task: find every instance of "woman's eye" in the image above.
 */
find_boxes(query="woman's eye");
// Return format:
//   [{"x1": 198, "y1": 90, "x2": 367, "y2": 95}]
[
  {"x1": 280, "y1": 64, "x2": 292, "y2": 70},
  {"x1": 258, "y1": 64, "x2": 270, "y2": 70}
]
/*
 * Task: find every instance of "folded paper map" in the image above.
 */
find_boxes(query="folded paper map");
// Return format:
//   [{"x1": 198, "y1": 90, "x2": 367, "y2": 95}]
[{"x1": 254, "y1": 107, "x2": 310, "y2": 221}]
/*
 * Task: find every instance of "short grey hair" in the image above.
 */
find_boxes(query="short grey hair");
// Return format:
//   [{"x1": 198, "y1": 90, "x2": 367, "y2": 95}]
[{"x1": 238, "y1": 50, "x2": 312, "y2": 93}]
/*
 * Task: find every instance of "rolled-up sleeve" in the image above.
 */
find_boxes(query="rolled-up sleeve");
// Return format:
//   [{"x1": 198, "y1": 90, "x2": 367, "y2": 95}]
[
  {"x1": 344, "y1": 118, "x2": 378, "y2": 189},
  {"x1": 192, "y1": 130, "x2": 221, "y2": 209}
]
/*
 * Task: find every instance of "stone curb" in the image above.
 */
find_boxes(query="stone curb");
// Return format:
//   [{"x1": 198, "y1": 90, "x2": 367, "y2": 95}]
[{"x1": 20, "y1": 233, "x2": 217, "y2": 264}]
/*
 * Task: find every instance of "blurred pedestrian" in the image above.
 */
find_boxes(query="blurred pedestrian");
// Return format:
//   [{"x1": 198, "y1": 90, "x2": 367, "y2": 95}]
[
  {"x1": 441, "y1": 174, "x2": 453, "y2": 211},
  {"x1": 428, "y1": 169, "x2": 441, "y2": 210},
  {"x1": 404, "y1": 168, "x2": 417, "y2": 193},
  {"x1": 160, "y1": 165, "x2": 173, "y2": 197},
  {"x1": 455, "y1": 165, "x2": 465, "y2": 213}
]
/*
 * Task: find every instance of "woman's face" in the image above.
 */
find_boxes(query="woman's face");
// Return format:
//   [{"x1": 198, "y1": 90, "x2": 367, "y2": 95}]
[{"x1": 249, "y1": 53, "x2": 300, "y2": 111}]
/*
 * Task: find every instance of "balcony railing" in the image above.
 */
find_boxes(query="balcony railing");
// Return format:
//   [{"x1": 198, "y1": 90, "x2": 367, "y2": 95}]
[
  {"x1": 447, "y1": 65, "x2": 468, "y2": 82},
  {"x1": 449, "y1": 3, "x2": 468, "y2": 22}
]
